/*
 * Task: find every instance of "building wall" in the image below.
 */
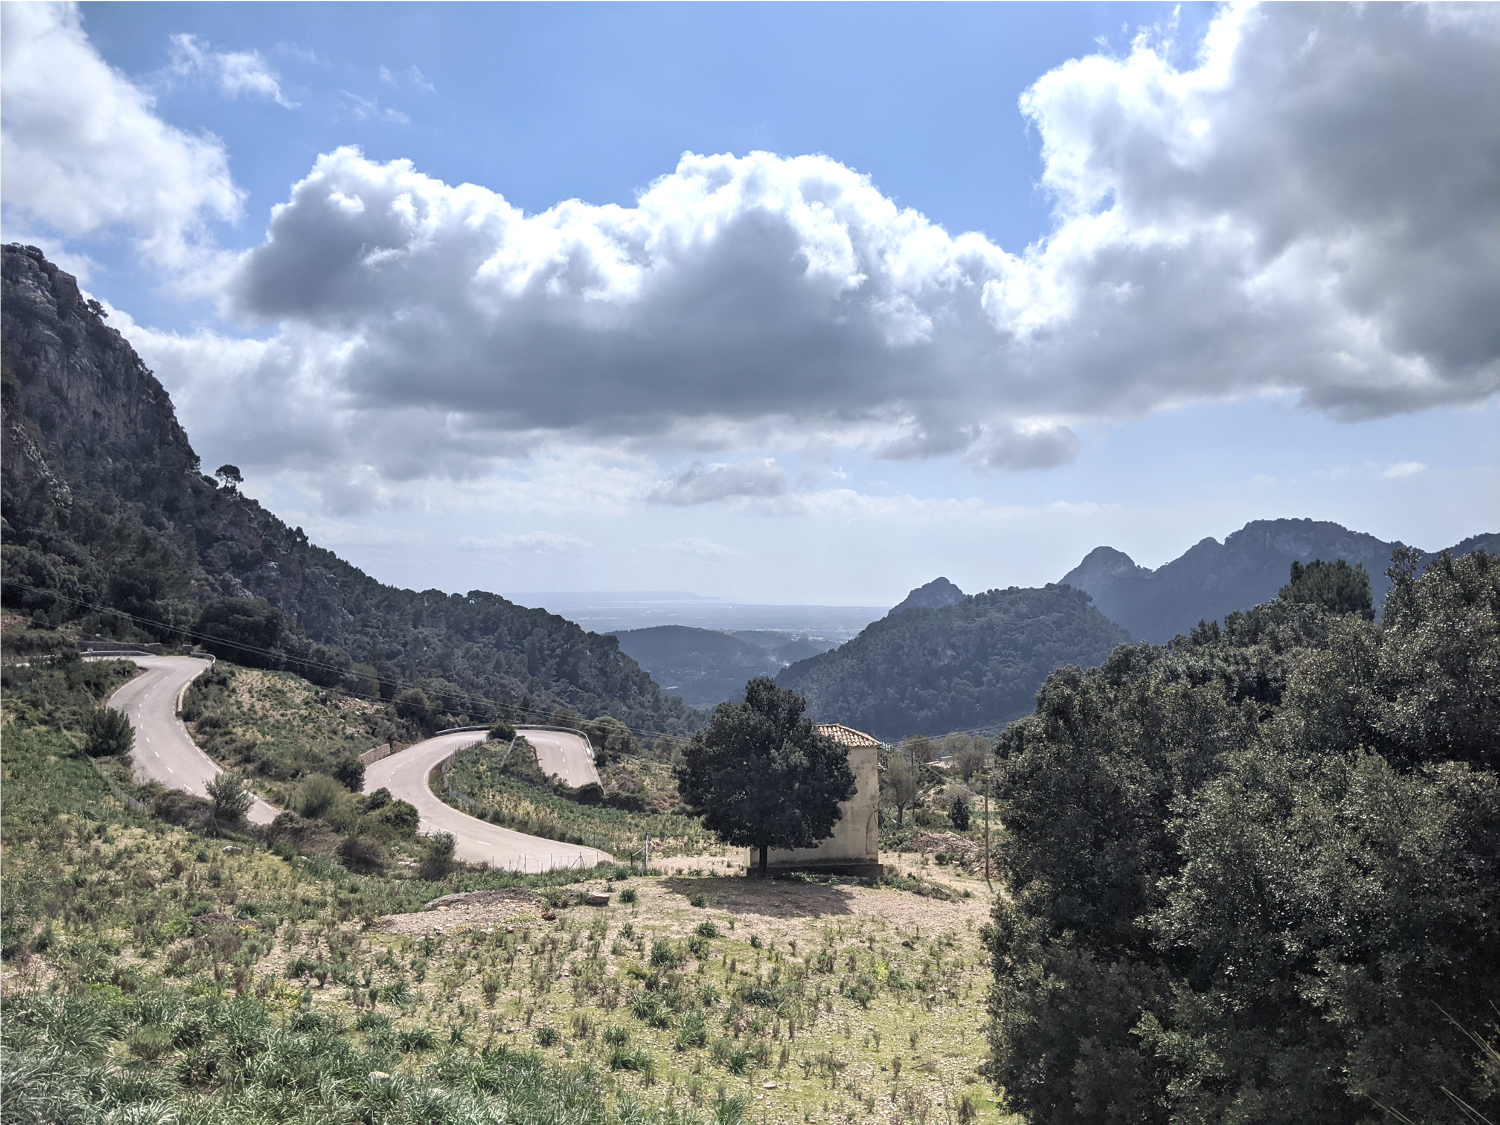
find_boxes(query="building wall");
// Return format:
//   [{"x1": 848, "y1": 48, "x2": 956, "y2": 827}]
[{"x1": 746, "y1": 743, "x2": 882, "y2": 875}]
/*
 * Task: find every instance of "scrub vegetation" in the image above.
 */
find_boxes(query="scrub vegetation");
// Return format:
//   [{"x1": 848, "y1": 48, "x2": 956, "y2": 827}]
[{"x1": 1, "y1": 624, "x2": 1009, "y2": 1125}]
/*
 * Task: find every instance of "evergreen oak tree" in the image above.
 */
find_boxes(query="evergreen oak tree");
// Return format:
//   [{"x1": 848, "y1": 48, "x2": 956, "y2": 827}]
[{"x1": 676, "y1": 678, "x2": 857, "y2": 876}]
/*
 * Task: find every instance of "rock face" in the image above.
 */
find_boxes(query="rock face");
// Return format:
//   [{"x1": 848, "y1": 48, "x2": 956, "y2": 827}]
[
  {"x1": 887, "y1": 577, "x2": 965, "y2": 616},
  {"x1": 1, "y1": 245, "x2": 691, "y2": 734},
  {"x1": 1060, "y1": 517, "x2": 1500, "y2": 643}
]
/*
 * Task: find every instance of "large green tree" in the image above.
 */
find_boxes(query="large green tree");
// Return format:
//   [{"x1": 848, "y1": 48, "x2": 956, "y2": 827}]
[
  {"x1": 676, "y1": 678, "x2": 857, "y2": 876},
  {"x1": 985, "y1": 550, "x2": 1500, "y2": 1125}
]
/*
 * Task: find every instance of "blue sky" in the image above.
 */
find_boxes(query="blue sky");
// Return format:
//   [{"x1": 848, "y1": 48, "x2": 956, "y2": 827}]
[{"x1": 4, "y1": 2, "x2": 1496, "y2": 605}]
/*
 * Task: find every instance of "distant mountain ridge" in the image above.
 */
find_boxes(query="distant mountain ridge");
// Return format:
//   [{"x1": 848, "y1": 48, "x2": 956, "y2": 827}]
[
  {"x1": 1061, "y1": 518, "x2": 1500, "y2": 643},
  {"x1": 777, "y1": 583, "x2": 1128, "y2": 742}
]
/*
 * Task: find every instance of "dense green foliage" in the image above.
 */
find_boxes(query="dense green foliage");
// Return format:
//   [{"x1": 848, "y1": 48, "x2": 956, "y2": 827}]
[
  {"x1": 677, "y1": 679, "x2": 857, "y2": 874},
  {"x1": 611, "y1": 627, "x2": 782, "y2": 710},
  {"x1": 81, "y1": 705, "x2": 133, "y2": 758},
  {"x1": 778, "y1": 584, "x2": 1128, "y2": 741},
  {"x1": 1279, "y1": 557, "x2": 1375, "y2": 619},
  {"x1": 2, "y1": 246, "x2": 692, "y2": 742},
  {"x1": 986, "y1": 550, "x2": 1500, "y2": 1124}
]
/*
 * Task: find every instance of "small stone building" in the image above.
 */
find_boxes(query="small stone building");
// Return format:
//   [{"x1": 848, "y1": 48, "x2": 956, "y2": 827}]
[{"x1": 745, "y1": 723, "x2": 883, "y2": 877}]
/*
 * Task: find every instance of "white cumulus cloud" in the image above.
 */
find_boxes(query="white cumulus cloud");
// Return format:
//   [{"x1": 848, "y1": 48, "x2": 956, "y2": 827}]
[
  {"x1": 17, "y1": 2, "x2": 1500, "y2": 515},
  {"x1": 0, "y1": 2, "x2": 242, "y2": 275}
]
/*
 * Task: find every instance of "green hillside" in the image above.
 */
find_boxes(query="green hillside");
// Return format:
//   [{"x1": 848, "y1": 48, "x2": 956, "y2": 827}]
[{"x1": 776, "y1": 583, "x2": 1128, "y2": 741}]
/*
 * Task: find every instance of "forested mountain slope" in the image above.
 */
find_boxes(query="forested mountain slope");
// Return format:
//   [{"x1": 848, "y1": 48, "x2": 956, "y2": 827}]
[
  {"x1": 1062, "y1": 517, "x2": 1499, "y2": 642},
  {"x1": 776, "y1": 583, "x2": 1128, "y2": 741},
  {"x1": 1, "y1": 245, "x2": 691, "y2": 736},
  {"x1": 611, "y1": 625, "x2": 783, "y2": 709},
  {"x1": 989, "y1": 548, "x2": 1500, "y2": 1125}
]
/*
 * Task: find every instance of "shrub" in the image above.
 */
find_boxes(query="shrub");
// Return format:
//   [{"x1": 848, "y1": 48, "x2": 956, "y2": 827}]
[
  {"x1": 949, "y1": 793, "x2": 971, "y2": 832},
  {"x1": 695, "y1": 921, "x2": 719, "y2": 939},
  {"x1": 397, "y1": 1026, "x2": 436, "y2": 1051},
  {"x1": 535, "y1": 1026, "x2": 560, "y2": 1047},
  {"x1": 675, "y1": 1010, "x2": 708, "y2": 1050},
  {"x1": 602, "y1": 1026, "x2": 631, "y2": 1047},
  {"x1": 618, "y1": 888, "x2": 638, "y2": 905},
  {"x1": 689, "y1": 892, "x2": 707, "y2": 908},
  {"x1": 127, "y1": 1023, "x2": 173, "y2": 1060},
  {"x1": 378, "y1": 798, "x2": 420, "y2": 835},
  {"x1": 333, "y1": 759, "x2": 365, "y2": 792},
  {"x1": 83, "y1": 706, "x2": 133, "y2": 758},
  {"x1": 206, "y1": 771, "x2": 253, "y2": 824},
  {"x1": 336, "y1": 833, "x2": 386, "y2": 874},
  {"x1": 650, "y1": 940, "x2": 683, "y2": 968},
  {"x1": 488, "y1": 720, "x2": 517, "y2": 743},
  {"x1": 364, "y1": 787, "x2": 392, "y2": 811},
  {"x1": 295, "y1": 773, "x2": 343, "y2": 819},
  {"x1": 420, "y1": 831, "x2": 456, "y2": 880},
  {"x1": 607, "y1": 1045, "x2": 656, "y2": 1079}
]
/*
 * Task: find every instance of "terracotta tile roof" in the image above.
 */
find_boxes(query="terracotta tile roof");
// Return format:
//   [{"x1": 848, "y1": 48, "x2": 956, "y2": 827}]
[{"x1": 815, "y1": 723, "x2": 884, "y2": 748}]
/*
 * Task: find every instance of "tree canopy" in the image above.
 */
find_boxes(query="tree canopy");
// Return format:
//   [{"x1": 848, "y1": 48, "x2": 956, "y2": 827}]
[
  {"x1": 1279, "y1": 556, "x2": 1375, "y2": 619},
  {"x1": 985, "y1": 549, "x2": 1500, "y2": 1125},
  {"x1": 676, "y1": 678, "x2": 857, "y2": 875}
]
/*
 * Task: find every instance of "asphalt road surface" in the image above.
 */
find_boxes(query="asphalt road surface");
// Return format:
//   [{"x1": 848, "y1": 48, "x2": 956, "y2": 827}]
[
  {"x1": 520, "y1": 726, "x2": 601, "y2": 788},
  {"x1": 106, "y1": 655, "x2": 278, "y2": 826},
  {"x1": 363, "y1": 730, "x2": 611, "y2": 872}
]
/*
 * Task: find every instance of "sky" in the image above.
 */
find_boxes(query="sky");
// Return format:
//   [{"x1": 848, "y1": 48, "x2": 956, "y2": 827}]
[{"x1": 3, "y1": 1, "x2": 1497, "y2": 608}]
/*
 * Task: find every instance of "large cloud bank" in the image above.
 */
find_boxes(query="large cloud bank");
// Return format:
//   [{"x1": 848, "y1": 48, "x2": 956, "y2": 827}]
[
  {"x1": 8, "y1": 2, "x2": 1500, "y2": 503},
  {"x1": 0, "y1": 3, "x2": 242, "y2": 275}
]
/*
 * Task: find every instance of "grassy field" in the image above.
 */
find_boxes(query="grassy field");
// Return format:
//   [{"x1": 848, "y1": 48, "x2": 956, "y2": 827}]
[{"x1": 1, "y1": 637, "x2": 1017, "y2": 1123}]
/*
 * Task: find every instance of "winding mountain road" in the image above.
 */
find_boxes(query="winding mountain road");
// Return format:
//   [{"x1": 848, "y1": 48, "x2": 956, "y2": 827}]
[
  {"x1": 103, "y1": 655, "x2": 606, "y2": 872},
  {"x1": 363, "y1": 729, "x2": 610, "y2": 871},
  {"x1": 523, "y1": 727, "x2": 602, "y2": 789},
  {"x1": 105, "y1": 655, "x2": 278, "y2": 826}
]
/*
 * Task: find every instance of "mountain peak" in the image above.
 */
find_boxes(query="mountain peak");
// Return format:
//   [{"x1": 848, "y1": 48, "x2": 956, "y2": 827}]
[
  {"x1": 888, "y1": 577, "x2": 965, "y2": 616},
  {"x1": 1061, "y1": 546, "x2": 1146, "y2": 593}
]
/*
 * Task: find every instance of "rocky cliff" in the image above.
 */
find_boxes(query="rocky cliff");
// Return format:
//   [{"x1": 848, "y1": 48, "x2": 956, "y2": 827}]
[
  {"x1": 2, "y1": 245, "x2": 691, "y2": 735},
  {"x1": 1061, "y1": 517, "x2": 1499, "y2": 643}
]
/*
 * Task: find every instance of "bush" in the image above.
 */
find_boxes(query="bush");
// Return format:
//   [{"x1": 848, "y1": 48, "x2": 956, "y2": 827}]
[
  {"x1": 420, "y1": 831, "x2": 456, "y2": 880},
  {"x1": 650, "y1": 940, "x2": 683, "y2": 968},
  {"x1": 695, "y1": 921, "x2": 719, "y2": 939},
  {"x1": 333, "y1": 759, "x2": 365, "y2": 792},
  {"x1": 337, "y1": 833, "x2": 386, "y2": 874},
  {"x1": 377, "y1": 798, "x2": 420, "y2": 835},
  {"x1": 488, "y1": 720, "x2": 517, "y2": 743},
  {"x1": 295, "y1": 773, "x2": 343, "y2": 819},
  {"x1": 618, "y1": 888, "x2": 638, "y2": 905},
  {"x1": 675, "y1": 1010, "x2": 708, "y2": 1050},
  {"x1": 127, "y1": 1023, "x2": 173, "y2": 1060},
  {"x1": 206, "y1": 771, "x2": 252, "y2": 824},
  {"x1": 949, "y1": 793, "x2": 971, "y2": 832},
  {"x1": 364, "y1": 786, "x2": 391, "y2": 811},
  {"x1": 535, "y1": 1026, "x2": 559, "y2": 1047},
  {"x1": 83, "y1": 706, "x2": 133, "y2": 758}
]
